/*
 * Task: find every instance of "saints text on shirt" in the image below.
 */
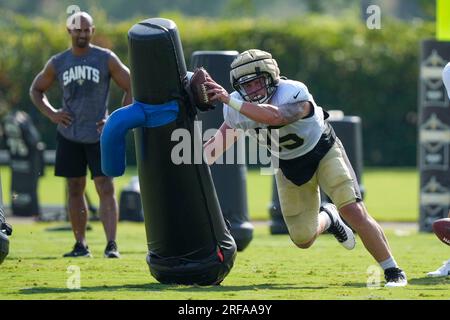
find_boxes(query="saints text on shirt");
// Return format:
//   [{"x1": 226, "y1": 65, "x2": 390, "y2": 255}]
[{"x1": 62, "y1": 65, "x2": 100, "y2": 86}]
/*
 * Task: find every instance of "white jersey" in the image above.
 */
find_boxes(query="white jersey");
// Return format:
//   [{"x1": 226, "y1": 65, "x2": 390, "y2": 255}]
[
  {"x1": 444, "y1": 62, "x2": 450, "y2": 99},
  {"x1": 223, "y1": 79, "x2": 326, "y2": 160}
]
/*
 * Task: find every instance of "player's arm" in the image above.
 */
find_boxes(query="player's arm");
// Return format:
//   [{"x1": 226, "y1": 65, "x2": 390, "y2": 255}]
[
  {"x1": 29, "y1": 59, "x2": 73, "y2": 127},
  {"x1": 205, "y1": 80, "x2": 311, "y2": 126},
  {"x1": 240, "y1": 100, "x2": 311, "y2": 126},
  {"x1": 108, "y1": 52, "x2": 132, "y2": 106},
  {"x1": 203, "y1": 122, "x2": 242, "y2": 165}
]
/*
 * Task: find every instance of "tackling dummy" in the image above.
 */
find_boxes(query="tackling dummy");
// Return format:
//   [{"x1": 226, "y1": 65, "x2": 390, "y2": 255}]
[{"x1": 101, "y1": 18, "x2": 236, "y2": 285}]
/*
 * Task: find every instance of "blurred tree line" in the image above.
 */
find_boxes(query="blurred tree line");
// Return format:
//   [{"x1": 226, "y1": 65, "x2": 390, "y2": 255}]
[
  {"x1": 0, "y1": 9, "x2": 434, "y2": 166},
  {"x1": 0, "y1": 0, "x2": 436, "y2": 21}
]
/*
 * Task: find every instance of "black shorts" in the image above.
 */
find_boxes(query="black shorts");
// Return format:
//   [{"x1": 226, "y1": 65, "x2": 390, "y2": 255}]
[{"x1": 55, "y1": 132, "x2": 105, "y2": 179}]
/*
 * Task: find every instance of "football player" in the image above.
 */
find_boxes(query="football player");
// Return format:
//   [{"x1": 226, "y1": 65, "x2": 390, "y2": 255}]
[
  {"x1": 427, "y1": 62, "x2": 450, "y2": 277},
  {"x1": 204, "y1": 49, "x2": 407, "y2": 287}
]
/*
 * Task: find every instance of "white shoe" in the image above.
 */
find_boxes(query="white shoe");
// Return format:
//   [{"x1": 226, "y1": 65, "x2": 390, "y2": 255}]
[
  {"x1": 384, "y1": 268, "x2": 408, "y2": 287},
  {"x1": 427, "y1": 260, "x2": 450, "y2": 277},
  {"x1": 322, "y1": 203, "x2": 356, "y2": 250}
]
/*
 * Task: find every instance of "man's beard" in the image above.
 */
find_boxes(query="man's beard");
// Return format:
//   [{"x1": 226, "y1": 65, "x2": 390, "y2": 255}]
[{"x1": 76, "y1": 38, "x2": 88, "y2": 48}]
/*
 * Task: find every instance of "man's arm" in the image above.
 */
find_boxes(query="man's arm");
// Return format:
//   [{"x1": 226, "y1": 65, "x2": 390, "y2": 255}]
[
  {"x1": 29, "y1": 59, "x2": 73, "y2": 127},
  {"x1": 205, "y1": 80, "x2": 311, "y2": 126},
  {"x1": 94, "y1": 52, "x2": 132, "y2": 133},
  {"x1": 203, "y1": 122, "x2": 243, "y2": 165},
  {"x1": 108, "y1": 52, "x2": 132, "y2": 106}
]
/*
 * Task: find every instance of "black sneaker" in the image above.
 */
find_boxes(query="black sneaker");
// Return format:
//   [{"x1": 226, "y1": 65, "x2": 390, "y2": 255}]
[
  {"x1": 1, "y1": 223, "x2": 12, "y2": 236},
  {"x1": 384, "y1": 267, "x2": 408, "y2": 287},
  {"x1": 322, "y1": 203, "x2": 356, "y2": 250},
  {"x1": 104, "y1": 240, "x2": 120, "y2": 258},
  {"x1": 63, "y1": 242, "x2": 92, "y2": 258}
]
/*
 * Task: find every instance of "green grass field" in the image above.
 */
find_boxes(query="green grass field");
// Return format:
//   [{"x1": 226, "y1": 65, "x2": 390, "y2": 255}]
[
  {"x1": 0, "y1": 166, "x2": 419, "y2": 222},
  {"x1": 0, "y1": 222, "x2": 448, "y2": 300},
  {"x1": 3, "y1": 165, "x2": 445, "y2": 301}
]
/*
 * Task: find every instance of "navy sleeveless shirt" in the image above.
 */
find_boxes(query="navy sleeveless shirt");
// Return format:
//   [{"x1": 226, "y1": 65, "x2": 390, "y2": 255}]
[{"x1": 52, "y1": 45, "x2": 111, "y2": 143}]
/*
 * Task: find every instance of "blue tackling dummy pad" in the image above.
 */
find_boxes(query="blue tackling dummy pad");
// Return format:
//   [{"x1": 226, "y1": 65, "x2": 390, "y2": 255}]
[{"x1": 100, "y1": 99, "x2": 179, "y2": 177}]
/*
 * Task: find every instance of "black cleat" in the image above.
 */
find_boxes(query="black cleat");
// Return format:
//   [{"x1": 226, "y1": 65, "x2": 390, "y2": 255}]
[
  {"x1": 104, "y1": 240, "x2": 120, "y2": 258},
  {"x1": 63, "y1": 242, "x2": 92, "y2": 258},
  {"x1": 322, "y1": 203, "x2": 356, "y2": 250},
  {"x1": 1, "y1": 222, "x2": 12, "y2": 236},
  {"x1": 384, "y1": 267, "x2": 407, "y2": 287}
]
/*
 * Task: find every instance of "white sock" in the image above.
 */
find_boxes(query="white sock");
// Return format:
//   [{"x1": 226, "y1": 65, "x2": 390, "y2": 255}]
[
  {"x1": 319, "y1": 211, "x2": 331, "y2": 230},
  {"x1": 379, "y1": 256, "x2": 398, "y2": 271}
]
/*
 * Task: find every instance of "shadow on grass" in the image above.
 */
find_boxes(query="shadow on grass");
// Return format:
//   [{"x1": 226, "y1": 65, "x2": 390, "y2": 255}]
[
  {"x1": 342, "y1": 283, "x2": 368, "y2": 288},
  {"x1": 7, "y1": 256, "x2": 60, "y2": 261},
  {"x1": 408, "y1": 277, "x2": 450, "y2": 286},
  {"x1": 342, "y1": 277, "x2": 449, "y2": 288},
  {"x1": 45, "y1": 224, "x2": 93, "y2": 232},
  {"x1": 20, "y1": 283, "x2": 327, "y2": 295},
  {"x1": 115, "y1": 251, "x2": 147, "y2": 255}
]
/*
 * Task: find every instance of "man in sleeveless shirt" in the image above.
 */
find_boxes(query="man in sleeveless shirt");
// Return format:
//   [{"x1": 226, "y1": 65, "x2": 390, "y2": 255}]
[
  {"x1": 30, "y1": 12, "x2": 132, "y2": 258},
  {"x1": 204, "y1": 49, "x2": 407, "y2": 287},
  {"x1": 427, "y1": 62, "x2": 450, "y2": 277}
]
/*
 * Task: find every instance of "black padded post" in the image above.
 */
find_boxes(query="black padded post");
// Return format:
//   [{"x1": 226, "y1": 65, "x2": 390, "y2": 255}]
[
  {"x1": 0, "y1": 175, "x2": 10, "y2": 265},
  {"x1": 328, "y1": 114, "x2": 364, "y2": 197},
  {"x1": 191, "y1": 51, "x2": 254, "y2": 251},
  {"x1": 2, "y1": 110, "x2": 44, "y2": 217},
  {"x1": 119, "y1": 176, "x2": 144, "y2": 222}
]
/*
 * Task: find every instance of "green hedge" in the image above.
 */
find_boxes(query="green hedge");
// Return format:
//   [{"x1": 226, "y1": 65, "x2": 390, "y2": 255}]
[{"x1": 0, "y1": 11, "x2": 434, "y2": 166}]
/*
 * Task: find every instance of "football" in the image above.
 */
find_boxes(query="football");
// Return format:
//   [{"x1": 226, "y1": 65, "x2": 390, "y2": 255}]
[
  {"x1": 432, "y1": 218, "x2": 450, "y2": 246},
  {"x1": 189, "y1": 67, "x2": 215, "y2": 111}
]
